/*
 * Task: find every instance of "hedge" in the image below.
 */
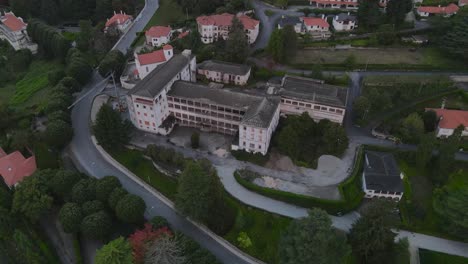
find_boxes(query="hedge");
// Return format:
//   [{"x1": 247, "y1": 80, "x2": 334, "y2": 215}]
[{"x1": 234, "y1": 147, "x2": 364, "y2": 215}]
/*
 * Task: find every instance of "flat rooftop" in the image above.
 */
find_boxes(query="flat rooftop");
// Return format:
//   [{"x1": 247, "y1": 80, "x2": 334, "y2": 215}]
[{"x1": 198, "y1": 60, "x2": 251, "y2": 76}]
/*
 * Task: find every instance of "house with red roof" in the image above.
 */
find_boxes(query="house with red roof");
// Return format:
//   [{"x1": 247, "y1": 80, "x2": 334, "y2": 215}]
[
  {"x1": 309, "y1": 0, "x2": 359, "y2": 9},
  {"x1": 0, "y1": 11, "x2": 37, "y2": 53},
  {"x1": 135, "y1": 45, "x2": 174, "y2": 79},
  {"x1": 426, "y1": 108, "x2": 468, "y2": 138},
  {"x1": 146, "y1": 26, "x2": 172, "y2": 47},
  {"x1": 301, "y1": 16, "x2": 331, "y2": 39},
  {"x1": 105, "y1": 11, "x2": 133, "y2": 34},
  {"x1": 0, "y1": 147, "x2": 37, "y2": 188},
  {"x1": 196, "y1": 13, "x2": 259, "y2": 44},
  {"x1": 417, "y1": 3, "x2": 460, "y2": 17}
]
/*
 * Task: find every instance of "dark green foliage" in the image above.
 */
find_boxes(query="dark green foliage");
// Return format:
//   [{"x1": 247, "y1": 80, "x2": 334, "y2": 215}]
[
  {"x1": 434, "y1": 129, "x2": 461, "y2": 184},
  {"x1": 49, "y1": 170, "x2": 82, "y2": 200},
  {"x1": 12, "y1": 173, "x2": 53, "y2": 221},
  {"x1": 95, "y1": 176, "x2": 122, "y2": 202},
  {"x1": 399, "y1": 113, "x2": 425, "y2": 143},
  {"x1": 433, "y1": 172, "x2": 468, "y2": 240},
  {"x1": 115, "y1": 194, "x2": 146, "y2": 224},
  {"x1": 44, "y1": 119, "x2": 73, "y2": 149},
  {"x1": 0, "y1": 186, "x2": 12, "y2": 209},
  {"x1": 108, "y1": 187, "x2": 128, "y2": 210},
  {"x1": 151, "y1": 216, "x2": 170, "y2": 230},
  {"x1": 77, "y1": 20, "x2": 94, "y2": 51},
  {"x1": 59, "y1": 202, "x2": 84, "y2": 233},
  {"x1": 386, "y1": 0, "x2": 412, "y2": 27},
  {"x1": 176, "y1": 160, "x2": 234, "y2": 234},
  {"x1": 82, "y1": 200, "x2": 105, "y2": 216},
  {"x1": 80, "y1": 210, "x2": 112, "y2": 240},
  {"x1": 191, "y1": 132, "x2": 200, "y2": 149},
  {"x1": 40, "y1": 0, "x2": 60, "y2": 24},
  {"x1": 71, "y1": 178, "x2": 97, "y2": 204},
  {"x1": 440, "y1": 16, "x2": 468, "y2": 63},
  {"x1": 93, "y1": 104, "x2": 132, "y2": 150},
  {"x1": 9, "y1": 129, "x2": 33, "y2": 153},
  {"x1": 274, "y1": 113, "x2": 348, "y2": 167},
  {"x1": 175, "y1": 232, "x2": 221, "y2": 264},
  {"x1": 353, "y1": 96, "x2": 370, "y2": 122},
  {"x1": 279, "y1": 209, "x2": 350, "y2": 264},
  {"x1": 416, "y1": 133, "x2": 435, "y2": 169},
  {"x1": 175, "y1": 0, "x2": 223, "y2": 15},
  {"x1": 48, "y1": 70, "x2": 66, "y2": 86},
  {"x1": 13, "y1": 229, "x2": 47, "y2": 263},
  {"x1": 267, "y1": 25, "x2": 298, "y2": 63},
  {"x1": 357, "y1": 0, "x2": 382, "y2": 30},
  {"x1": 98, "y1": 50, "x2": 126, "y2": 77},
  {"x1": 66, "y1": 48, "x2": 93, "y2": 84},
  {"x1": 0, "y1": 207, "x2": 15, "y2": 239},
  {"x1": 422, "y1": 110, "x2": 438, "y2": 132},
  {"x1": 27, "y1": 19, "x2": 70, "y2": 59},
  {"x1": 145, "y1": 144, "x2": 187, "y2": 169},
  {"x1": 349, "y1": 200, "x2": 397, "y2": 264},
  {"x1": 48, "y1": 110, "x2": 71, "y2": 123},
  {"x1": 376, "y1": 25, "x2": 397, "y2": 45},
  {"x1": 224, "y1": 16, "x2": 249, "y2": 63}
]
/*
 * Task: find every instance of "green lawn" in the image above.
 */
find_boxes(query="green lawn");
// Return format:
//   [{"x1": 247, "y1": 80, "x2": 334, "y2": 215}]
[
  {"x1": 132, "y1": 0, "x2": 187, "y2": 47},
  {"x1": 419, "y1": 249, "x2": 468, "y2": 264},
  {"x1": 108, "y1": 147, "x2": 293, "y2": 264},
  {"x1": 10, "y1": 60, "x2": 62, "y2": 106}
]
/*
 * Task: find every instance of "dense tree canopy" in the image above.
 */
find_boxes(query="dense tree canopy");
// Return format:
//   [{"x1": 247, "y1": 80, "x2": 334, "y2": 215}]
[
  {"x1": 98, "y1": 50, "x2": 126, "y2": 77},
  {"x1": 12, "y1": 174, "x2": 53, "y2": 221},
  {"x1": 95, "y1": 237, "x2": 133, "y2": 264},
  {"x1": 96, "y1": 176, "x2": 122, "y2": 202},
  {"x1": 71, "y1": 178, "x2": 97, "y2": 204},
  {"x1": 115, "y1": 194, "x2": 146, "y2": 224},
  {"x1": 386, "y1": 0, "x2": 412, "y2": 27},
  {"x1": 80, "y1": 210, "x2": 112, "y2": 240},
  {"x1": 279, "y1": 209, "x2": 350, "y2": 264},
  {"x1": 108, "y1": 187, "x2": 128, "y2": 210},
  {"x1": 440, "y1": 16, "x2": 468, "y2": 63},
  {"x1": 267, "y1": 25, "x2": 298, "y2": 63},
  {"x1": 224, "y1": 17, "x2": 249, "y2": 63},
  {"x1": 93, "y1": 104, "x2": 132, "y2": 150},
  {"x1": 59, "y1": 202, "x2": 84, "y2": 233},
  {"x1": 400, "y1": 113, "x2": 425, "y2": 143},
  {"x1": 357, "y1": 0, "x2": 382, "y2": 30},
  {"x1": 50, "y1": 170, "x2": 82, "y2": 200},
  {"x1": 44, "y1": 119, "x2": 74, "y2": 149}
]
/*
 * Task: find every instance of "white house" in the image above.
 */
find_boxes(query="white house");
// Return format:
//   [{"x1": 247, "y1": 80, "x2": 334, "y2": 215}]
[
  {"x1": 362, "y1": 151, "x2": 404, "y2": 201},
  {"x1": 417, "y1": 4, "x2": 460, "y2": 17},
  {"x1": 0, "y1": 12, "x2": 37, "y2": 53},
  {"x1": 104, "y1": 11, "x2": 133, "y2": 34},
  {"x1": 145, "y1": 26, "x2": 172, "y2": 47},
  {"x1": 301, "y1": 16, "x2": 330, "y2": 32},
  {"x1": 196, "y1": 13, "x2": 260, "y2": 44},
  {"x1": 309, "y1": 0, "x2": 359, "y2": 9},
  {"x1": 197, "y1": 60, "x2": 251, "y2": 86},
  {"x1": 426, "y1": 108, "x2": 468, "y2": 138},
  {"x1": 135, "y1": 45, "x2": 174, "y2": 80},
  {"x1": 460, "y1": 0, "x2": 468, "y2": 7},
  {"x1": 332, "y1": 13, "x2": 357, "y2": 31}
]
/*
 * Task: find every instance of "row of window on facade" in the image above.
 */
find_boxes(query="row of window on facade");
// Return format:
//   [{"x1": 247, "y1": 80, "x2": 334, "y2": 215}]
[
  {"x1": 168, "y1": 97, "x2": 246, "y2": 114},
  {"x1": 242, "y1": 141, "x2": 262, "y2": 151},
  {"x1": 170, "y1": 104, "x2": 243, "y2": 121},
  {"x1": 281, "y1": 99, "x2": 344, "y2": 114},
  {"x1": 174, "y1": 112, "x2": 239, "y2": 129},
  {"x1": 179, "y1": 119, "x2": 237, "y2": 135}
]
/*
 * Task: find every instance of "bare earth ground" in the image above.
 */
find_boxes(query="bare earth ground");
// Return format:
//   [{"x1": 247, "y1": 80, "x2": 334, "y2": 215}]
[{"x1": 292, "y1": 48, "x2": 426, "y2": 65}]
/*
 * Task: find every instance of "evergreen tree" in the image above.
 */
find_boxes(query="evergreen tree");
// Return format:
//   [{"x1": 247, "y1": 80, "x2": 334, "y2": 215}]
[
  {"x1": 40, "y1": 0, "x2": 60, "y2": 25},
  {"x1": 95, "y1": 237, "x2": 133, "y2": 264},
  {"x1": 93, "y1": 104, "x2": 132, "y2": 150},
  {"x1": 357, "y1": 0, "x2": 381, "y2": 30},
  {"x1": 225, "y1": 16, "x2": 249, "y2": 63},
  {"x1": 386, "y1": 0, "x2": 413, "y2": 27},
  {"x1": 441, "y1": 16, "x2": 468, "y2": 63}
]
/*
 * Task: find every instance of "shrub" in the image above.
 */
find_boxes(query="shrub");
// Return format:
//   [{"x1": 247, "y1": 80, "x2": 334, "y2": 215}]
[
  {"x1": 59, "y1": 203, "x2": 84, "y2": 233},
  {"x1": 71, "y1": 178, "x2": 97, "y2": 204},
  {"x1": 108, "y1": 187, "x2": 128, "y2": 210},
  {"x1": 81, "y1": 200, "x2": 105, "y2": 216},
  {"x1": 191, "y1": 132, "x2": 200, "y2": 149},
  {"x1": 151, "y1": 216, "x2": 170, "y2": 230},
  {"x1": 115, "y1": 194, "x2": 146, "y2": 224},
  {"x1": 80, "y1": 211, "x2": 112, "y2": 240},
  {"x1": 95, "y1": 176, "x2": 121, "y2": 202}
]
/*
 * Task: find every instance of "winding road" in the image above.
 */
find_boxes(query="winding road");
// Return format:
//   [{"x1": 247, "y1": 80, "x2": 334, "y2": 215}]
[{"x1": 67, "y1": 0, "x2": 468, "y2": 263}]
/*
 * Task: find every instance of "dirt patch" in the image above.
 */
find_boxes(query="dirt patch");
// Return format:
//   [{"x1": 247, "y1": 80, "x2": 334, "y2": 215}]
[
  {"x1": 292, "y1": 48, "x2": 426, "y2": 65},
  {"x1": 265, "y1": 151, "x2": 300, "y2": 173}
]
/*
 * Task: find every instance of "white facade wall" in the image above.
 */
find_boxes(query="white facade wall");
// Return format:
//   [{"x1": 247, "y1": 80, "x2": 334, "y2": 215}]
[
  {"x1": 417, "y1": 10, "x2": 430, "y2": 17},
  {"x1": 332, "y1": 18, "x2": 356, "y2": 31},
  {"x1": 238, "y1": 106, "x2": 280, "y2": 155},
  {"x1": 246, "y1": 25, "x2": 259, "y2": 44},
  {"x1": 117, "y1": 19, "x2": 132, "y2": 33},
  {"x1": 305, "y1": 24, "x2": 329, "y2": 32},
  {"x1": 198, "y1": 69, "x2": 251, "y2": 85},
  {"x1": 280, "y1": 98, "x2": 345, "y2": 124},
  {"x1": 147, "y1": 34, "x2": 171, "y2": 47},
  {"x1": 135, "y1": 49, "x2": 174, "y2": 80},
  {"x1": 198, "y1": 23, "x2": 258, "y2": 44},
  {"x1": 0, "y1": 19, "x2": 37, "y2": 53},
  {"x1": 435, "y1": 126, "x2": 468, "y2": 138}
]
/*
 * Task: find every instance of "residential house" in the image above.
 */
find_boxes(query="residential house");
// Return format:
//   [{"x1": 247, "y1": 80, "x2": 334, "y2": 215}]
[
  {"x1": 309, "y1": 0, "x2": 359, "y2": 9},
  {"x1": 105, "y1": 11, "x2": 133, "y2": 34},
  {"x1": 135, "y1": 45, "x2": 174, "y2": 80},
  {"x1": 426, "y1": 108, "x2": 468, "y2": 138},
  {"x1": 0, "y1": 11, "x2": 37, "y2": 53},
  {"x1": 277, "y1": 16, "x2": 304, "y2": 33},
  {"x1": 332, "y1": 13, "x2": 357, "y2": 31},
  {"x1": 301, "y1": 16, "x2": 331, "y2": 39},
  {"x1": 460, "y1": 0, "x2": 468, "y2": 6},
  {"x1": 362, "y1": 151, "x2": 404, "y2": 201},
  {"x1": 379, "y1": 0, "x2": 388, "y2": 7},
  {"x1": 145, "y1": 26, "x2": 172, "y2": 47},
  {"x1": 196, "y1": 13, "x2": 260, "y2": 44},
  {"x1": 197, "y1": 60, "x2": 251, "y2": 86},
  {"x1": 417, "y1": 4, "x2": 460, "y2": 17},
  {"x1": 0, "y1": 147, "x2": 37, "y2": 188}
]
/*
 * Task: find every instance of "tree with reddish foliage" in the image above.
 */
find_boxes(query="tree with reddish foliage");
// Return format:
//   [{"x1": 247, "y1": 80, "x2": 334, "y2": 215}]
[{"x1": 128, "y1": 223, "x2": 172, "y2": 264}]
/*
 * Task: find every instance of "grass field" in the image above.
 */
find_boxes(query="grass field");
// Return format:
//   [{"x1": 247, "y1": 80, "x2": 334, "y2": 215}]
[
  {"x1": 291, "y1": 47, "x2": 466, "y2": 70},
  {"x1": 419, "y1": 249, "x2": 468, "y2": 264}
]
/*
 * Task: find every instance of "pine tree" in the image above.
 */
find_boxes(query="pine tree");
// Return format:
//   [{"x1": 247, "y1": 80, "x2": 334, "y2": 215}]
[{"x1": 225, "y1": 16, "x2": 249, "y2": 63}]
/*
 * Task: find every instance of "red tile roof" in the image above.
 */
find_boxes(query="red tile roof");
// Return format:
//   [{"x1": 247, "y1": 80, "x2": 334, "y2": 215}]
[
  {"x1": 106, "y1": 12, "x2": 132, "y2": 27},
  {"x1": 0, "y1": 148, "x2": 37, "y2": 187},
  {"x1": 427, "y1": 108, "x2": 468, "y2": 129},
  {"x1": 417, "y1": 3, "x2": 459, "y2": 14},
  {"x1": 311, "y1": 0, "x2": 359, "y2": 5},
  {"x1": 1, "y1": 12, "x2": 27, "y2": 31},
  {"x1": 145, "y1": 26, "x2": 172, "y2": 38},
  {"x1": 196, "y1": 13, "x2": 259, "y2": 30},
  {"x1": 302, "y1": 17, "x2": 330, "y2": 28},
  {"x1": 137, "y1": 45, "x2": 172, "y2": 65}
]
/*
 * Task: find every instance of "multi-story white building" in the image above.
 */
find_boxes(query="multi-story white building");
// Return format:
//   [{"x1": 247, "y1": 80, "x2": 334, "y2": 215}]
[
  {"x1": 275, "y1": 75, "x2": 348, "y2": 124},
  {"x1": 426, "y1": 108, "x2": 468, "y2": 138},
  {"x1": 309, "y1": 0, "x2": 359, "y2": 9},
  {"x1": 197, "y1": 60, "x2": 251, "y2": 86},
  {"x1": 127, "y1": 53, "x2": 348, "y2": 155},
  {"x1": 0, "y1": 12, "x2": 37, "y2": 53},
  {"x1": 145, "y1": 26, "x2": 172, "y2": 47},
  {"x1": 104, "y1": 11, "x2": 133, "y2": 34},
  {"x1": 135, "y1": 45, "x2": 174, "y2": 80},
  {"x1": 332, "y1": 13, "x2": 357, "y2": 31},
  {"x1": 196, "y1": 13, "x2": 259, "y2": 44},
  {"x1": 362, "y1": 151, "x2": 404, "y2": 201},
  {"x1": 127, "y1": 50, "x2": 197, "y2": 135},
  {"x1": 417, "y1": 4, "x2": 460, "y2": 17}
]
